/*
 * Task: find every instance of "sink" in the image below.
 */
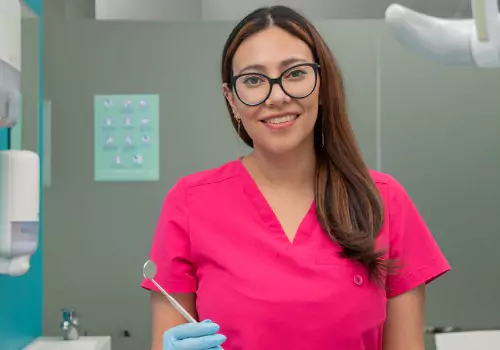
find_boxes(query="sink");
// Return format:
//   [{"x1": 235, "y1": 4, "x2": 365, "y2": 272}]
[{"x1": 24, "y1": 336, "x2": 111, "y2": 350}]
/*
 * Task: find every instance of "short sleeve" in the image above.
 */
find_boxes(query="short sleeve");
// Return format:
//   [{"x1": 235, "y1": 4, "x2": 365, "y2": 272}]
[
  {"x1": 386, "y1": 176, "x2": 451, "y2": 298},
  {"x1": 141, "y1": 179, "x2": 197, "y2": 293}
]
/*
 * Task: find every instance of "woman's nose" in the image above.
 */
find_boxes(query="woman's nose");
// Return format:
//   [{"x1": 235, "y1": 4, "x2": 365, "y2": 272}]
[{"x1": 265, "y1": 82, "x2": 291, "y2": 106}]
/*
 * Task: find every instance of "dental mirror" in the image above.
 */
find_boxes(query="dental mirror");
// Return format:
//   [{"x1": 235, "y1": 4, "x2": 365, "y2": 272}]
[
  {"x1": 143, "y1": 259, "x2": 157, "y2": 280},
  {"x1": 142, "y1": 260, "x2": 197, "y2": 323}
]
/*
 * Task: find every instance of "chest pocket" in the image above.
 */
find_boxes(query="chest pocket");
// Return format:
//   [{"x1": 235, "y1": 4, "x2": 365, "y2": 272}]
[{"x1": 314, "y1": 247, "x2": 388, "y2": 338}]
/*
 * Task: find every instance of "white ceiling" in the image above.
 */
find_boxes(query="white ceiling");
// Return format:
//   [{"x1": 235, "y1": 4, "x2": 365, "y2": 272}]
[{"x1": 56, "y1": 0, "x2": 498, "y2": 20}]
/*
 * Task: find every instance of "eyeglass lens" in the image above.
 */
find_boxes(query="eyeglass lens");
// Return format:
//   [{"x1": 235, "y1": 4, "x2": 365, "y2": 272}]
[{"x1": 234, "y1": 64, "x2": 317, "y2": 106}]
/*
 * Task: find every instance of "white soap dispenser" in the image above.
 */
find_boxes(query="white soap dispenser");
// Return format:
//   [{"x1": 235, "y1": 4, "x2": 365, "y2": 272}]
[{"x1": 0, "y1": 150, "x2": 40, "y2": 276}]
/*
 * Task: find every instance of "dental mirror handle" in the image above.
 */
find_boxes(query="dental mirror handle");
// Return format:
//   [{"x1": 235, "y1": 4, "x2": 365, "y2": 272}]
[
  {"x1": 143, "y1": 260, "x2": 224, "y2": 349},
  {"x1": 150, "y1": 279, "x2": 198, "y2": 323},
  {"x1": 152, "y1": 280, "x2": 225, "y2": 348}
]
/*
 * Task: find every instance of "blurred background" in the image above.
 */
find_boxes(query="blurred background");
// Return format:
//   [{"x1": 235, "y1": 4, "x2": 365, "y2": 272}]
[{"x1": 1, "y1": 0, "x2": 499, "y2": 349}]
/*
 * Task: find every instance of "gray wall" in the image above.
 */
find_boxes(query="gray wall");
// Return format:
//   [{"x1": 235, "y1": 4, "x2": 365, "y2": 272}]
[
  {"x1": 42, "y1": 19, "x2": 500, "y2": 350},
  {"x1": 42, "y1": 20, "x2": 243, "y2": 350},
  {"x1": 380, "y1": 28, "x2": 500, "y2": 330}
]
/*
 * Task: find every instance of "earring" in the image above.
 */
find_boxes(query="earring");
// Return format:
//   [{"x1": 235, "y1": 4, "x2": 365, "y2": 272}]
[
  {"x1": 321, "y1": 132, "x2": 325, "y2": 148},
  {"x1": 235, "y1": 117, "x2": 242, "y2": 159}
]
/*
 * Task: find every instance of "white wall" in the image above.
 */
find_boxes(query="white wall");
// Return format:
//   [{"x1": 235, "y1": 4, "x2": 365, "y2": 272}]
[
  {"x1": 95, "y1": 0, "x2": 477, "y2": 21},
  {"x1": 0, "y1": 0, "x2": 21, "y2": 71},
  {"x1": 95, "y1": 0, "x2": 200, "y2": 20},
  {"x1": 200, "y1": 0, "x2": 394, "y2": 20},
  {"x1": 201, "y1": 0, "x2": 279, "y2": 21}
]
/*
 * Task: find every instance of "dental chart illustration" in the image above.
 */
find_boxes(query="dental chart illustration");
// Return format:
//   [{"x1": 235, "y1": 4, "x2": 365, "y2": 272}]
[{"x1": 94, "y1": 94, "x2": 159, "y2": 181}]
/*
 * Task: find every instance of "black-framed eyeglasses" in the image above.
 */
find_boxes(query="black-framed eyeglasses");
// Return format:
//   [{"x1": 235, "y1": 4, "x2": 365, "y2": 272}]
[{"x1": 229, "y1": 62, "x2": 320, "y2": 106}]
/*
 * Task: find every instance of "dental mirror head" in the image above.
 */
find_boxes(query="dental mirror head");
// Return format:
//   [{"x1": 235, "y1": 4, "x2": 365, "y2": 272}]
[
  {"x1": 143, "y1": 260, "x2": 157, "y2": 280},
  {"x1": 141, "y1": 259, "x2": 200, "y2": 326}
]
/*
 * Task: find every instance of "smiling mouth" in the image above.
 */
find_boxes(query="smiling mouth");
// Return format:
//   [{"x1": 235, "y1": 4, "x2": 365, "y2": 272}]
[{"x1": 261, "y1": 114, "x2": 299, "y2": 125}]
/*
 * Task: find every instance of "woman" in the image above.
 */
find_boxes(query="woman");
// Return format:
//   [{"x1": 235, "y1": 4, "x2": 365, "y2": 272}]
[{"x1": 142, "y1": 5, "x2": 450, "y2": 350}]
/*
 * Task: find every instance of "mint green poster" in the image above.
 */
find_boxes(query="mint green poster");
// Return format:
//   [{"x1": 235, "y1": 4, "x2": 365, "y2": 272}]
[{"x1": 94, "y1": 94, "x2": 159, "y2": 181}]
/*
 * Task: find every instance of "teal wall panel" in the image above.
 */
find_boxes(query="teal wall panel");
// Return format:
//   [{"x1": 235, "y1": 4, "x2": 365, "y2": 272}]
[{"x1": 0, "y1": 1, "x2": 43, "y2": 349}]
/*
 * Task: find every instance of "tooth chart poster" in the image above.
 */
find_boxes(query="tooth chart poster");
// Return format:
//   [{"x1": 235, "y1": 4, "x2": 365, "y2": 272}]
[{"x1": 94, "y1": 94, "x2": 159, "y2": 182}]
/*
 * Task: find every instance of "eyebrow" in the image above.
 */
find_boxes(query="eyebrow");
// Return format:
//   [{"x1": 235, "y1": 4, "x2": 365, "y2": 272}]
[{"x1": 237, "y1": 57, "x2": 309, "y2": 75}]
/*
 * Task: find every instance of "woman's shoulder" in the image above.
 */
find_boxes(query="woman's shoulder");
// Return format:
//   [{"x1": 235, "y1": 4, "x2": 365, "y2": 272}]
[
  {"x1": 175, "y1": 159, "x2": 243, "y2": 190},
  {"x1": 368, "y1": 169, "x2": 409, "y2": 203},
  {"x1": 164, "y1": 160, "x2": 242, "y2": 204},
  {"x1": 368, "y1": 169, "x2": 393, "y2": 186}
]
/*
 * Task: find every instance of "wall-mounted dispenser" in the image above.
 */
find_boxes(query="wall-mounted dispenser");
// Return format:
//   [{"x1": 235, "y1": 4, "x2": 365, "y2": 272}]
[
  {"x1": 0, "y1": 150, "x2": 40, "y2": 276},
  {"x1": 0, "y1": 0, "x2": 22, "y2": 128}
]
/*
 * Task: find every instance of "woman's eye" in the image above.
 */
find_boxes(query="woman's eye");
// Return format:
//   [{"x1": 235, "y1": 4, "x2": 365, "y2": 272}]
[
  {"x1": 243, "y1": 76, "x2": 263, "y2": 85},
  {"x1": 287, "y1": 69, "x2": 307, "y2": 79}
]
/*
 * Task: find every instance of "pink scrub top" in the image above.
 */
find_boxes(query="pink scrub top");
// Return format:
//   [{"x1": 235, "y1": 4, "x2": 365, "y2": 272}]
[{"x1": 141, "y1": 159, "x2": 450, "y2": 350}]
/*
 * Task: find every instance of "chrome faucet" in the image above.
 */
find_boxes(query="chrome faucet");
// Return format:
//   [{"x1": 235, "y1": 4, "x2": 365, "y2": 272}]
[{"x1": 60, "y1": 308, "x2": 80, "y2": 340}]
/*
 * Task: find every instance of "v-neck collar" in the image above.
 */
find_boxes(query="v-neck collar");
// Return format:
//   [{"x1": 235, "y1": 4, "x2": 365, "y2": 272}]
[{"x1": 235, "y1": 158, "x2": 317, "y2": 246}]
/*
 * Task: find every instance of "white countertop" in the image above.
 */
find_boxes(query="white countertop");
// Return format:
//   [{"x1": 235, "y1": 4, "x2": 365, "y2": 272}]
[{"x1": 24, "y1": 336, "x2": 111, "y2": 350}]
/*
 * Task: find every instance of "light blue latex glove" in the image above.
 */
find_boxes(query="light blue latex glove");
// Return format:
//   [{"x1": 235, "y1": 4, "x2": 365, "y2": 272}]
[{"x1": 163, "y1": 320, "x2": 226, "y2": 350}]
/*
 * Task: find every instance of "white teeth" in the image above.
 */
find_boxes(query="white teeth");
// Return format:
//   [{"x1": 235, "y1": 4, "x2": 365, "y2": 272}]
[{"x1": 264, "y1": 115, "x2": 297, "y2": 124}]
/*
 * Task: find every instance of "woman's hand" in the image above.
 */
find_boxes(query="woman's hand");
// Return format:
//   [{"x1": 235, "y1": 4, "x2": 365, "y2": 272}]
[{"x1": 163, "y1": 320, "x2": 226, "y2": 350}]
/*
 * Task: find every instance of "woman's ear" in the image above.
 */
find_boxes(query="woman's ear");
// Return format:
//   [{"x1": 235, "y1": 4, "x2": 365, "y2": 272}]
[
  {"x1": 222, "y1": 83, "x2": 238, "y2": 114},
  {"x1": 222, "y1": 83, "x2": 232, "y2": 101}
]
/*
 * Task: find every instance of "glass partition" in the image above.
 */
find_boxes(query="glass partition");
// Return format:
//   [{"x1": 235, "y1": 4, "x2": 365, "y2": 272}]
[{"x1": 14, "y1": 2, "x2": 40, "y2": 151}]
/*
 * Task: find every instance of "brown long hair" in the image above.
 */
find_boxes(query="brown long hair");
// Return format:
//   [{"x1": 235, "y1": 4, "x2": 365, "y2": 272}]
[{"x1": 221, "y1": 6, "x2": 389, "y2": 282}]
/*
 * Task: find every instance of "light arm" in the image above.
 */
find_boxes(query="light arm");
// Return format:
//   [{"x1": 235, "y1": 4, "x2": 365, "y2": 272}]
[
  {"x1": 471, "y1": 0, "x2": 500, "y2": 66},
  {"x1": 383, "y1": 284, "x2": 426, "y2": 350},
  {"x1": 385, "y1": 1, "x2": 500, "y2": 68},
  {"x1": 474, "y1": 0, "x2": 499, "y2": 41}
]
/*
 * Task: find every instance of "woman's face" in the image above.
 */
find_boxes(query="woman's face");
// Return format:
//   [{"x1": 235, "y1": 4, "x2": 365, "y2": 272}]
[{"x1": 224, "y1": 26, "x2": 320, "y2": 155}]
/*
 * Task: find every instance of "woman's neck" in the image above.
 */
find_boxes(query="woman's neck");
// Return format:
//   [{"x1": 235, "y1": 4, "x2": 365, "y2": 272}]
[{"x1": 243, "y1": 144, "x2": 316, "y2": 190}]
